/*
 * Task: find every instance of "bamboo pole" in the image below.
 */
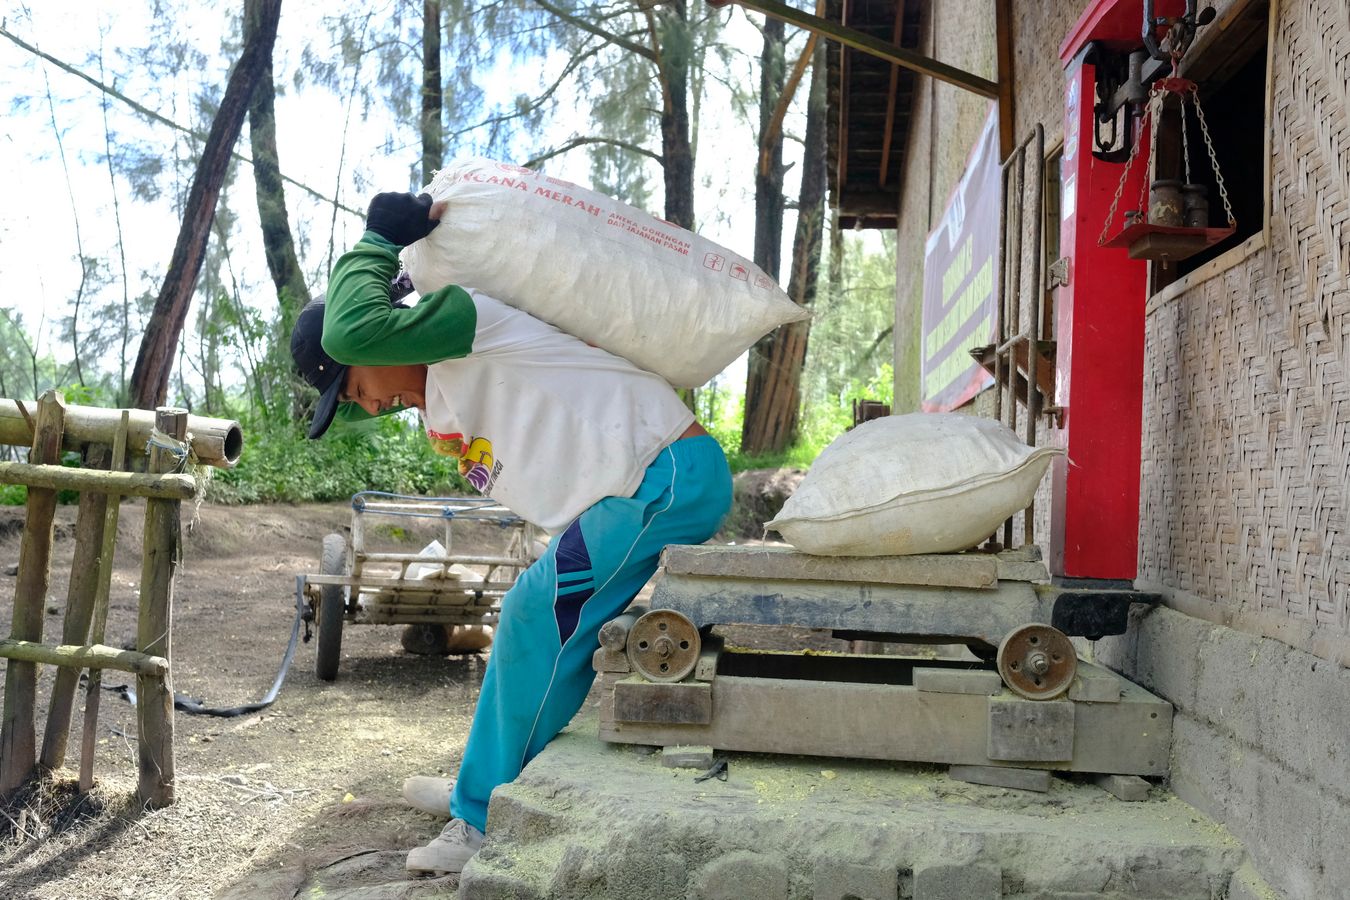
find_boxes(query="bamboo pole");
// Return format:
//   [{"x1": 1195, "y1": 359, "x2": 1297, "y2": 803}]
[
  {"x1": 0, "y1": 462, "x2": 198, "y2": 499},
  {"x1": 0, "y1": 391, "x2": 66, "y2": 794},
  {"x1": 136, "y1": 408, "x2": 185, "y2": 809},
  {"x1": 38, "y1": 444, "x2": 111, "y2": 772},
  {"x1": 0, "y1": 399, "x2": 242, "y2": 468},
  {"x1": 0, "y1": 641, "x2": 168, "y2": 677},
  {"x1": 80, "y1": 413, "x2": 130, "y2": 792}
]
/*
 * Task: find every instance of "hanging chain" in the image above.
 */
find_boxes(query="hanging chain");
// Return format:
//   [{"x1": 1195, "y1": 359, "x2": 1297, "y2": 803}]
[
  {"x1": 1190, "y1": 83, "x2": 1235, "y2": 226},
  {"x1": 1179, "y1": 91, "x2": 1192, "y2": 186},
  {"x1": 1098, "y1": 91, "x2": 1156, "y2": 246}
]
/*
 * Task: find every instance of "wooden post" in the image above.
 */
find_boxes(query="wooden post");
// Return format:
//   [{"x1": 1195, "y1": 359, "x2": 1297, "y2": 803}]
[
  {"x1": 0, "y1": 390, "x2": 67, "y2": 794},
  {"x1": 136, "y1": 407, "x2": 186, "y2": 808},
  {"x1": 80, "y1": 413, "x2": 130, "y2": 792},
  {"x1": 39, "y1": 445, "x2": 110, "y2": 771}
]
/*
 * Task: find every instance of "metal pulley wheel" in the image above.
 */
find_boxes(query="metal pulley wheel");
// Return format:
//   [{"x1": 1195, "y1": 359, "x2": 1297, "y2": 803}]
[
  {"x1": 996, "y1": 623, "x2": 1077, "y2": 700},
  {"x1": 625, "y1": 609, "x2": 701, "y2": 683}
]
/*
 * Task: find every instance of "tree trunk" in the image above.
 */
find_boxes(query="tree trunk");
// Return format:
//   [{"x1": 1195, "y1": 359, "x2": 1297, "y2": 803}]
[
  {"x1": 130, "y1": 0, "x2": 282, "y2": 410},
  {"x1": 247, "y1": 0, "x2": 308, "y2": 319},
  {"x1": 741, "y1": 41, "x2": 826, "y2": 455},
  {"x1": 752, "y1": 16, "x2": 786, "y2": 281},
  {"x1": 422, "y1": 0, "x2": 443, "y2": 187},
  {"x1": 658, "y1": 0, "x2": 694, "y2": 231}
]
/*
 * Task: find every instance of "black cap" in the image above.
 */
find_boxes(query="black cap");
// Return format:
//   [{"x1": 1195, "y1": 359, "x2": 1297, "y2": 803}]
[{"x1": 290, "y1": 297, "x2": 346, "y2": 439}]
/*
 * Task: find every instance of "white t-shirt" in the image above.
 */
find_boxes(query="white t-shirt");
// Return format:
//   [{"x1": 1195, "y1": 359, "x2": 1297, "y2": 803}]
[{"x1": 420, "y1": 290, "x2": 694, "y2": 533}]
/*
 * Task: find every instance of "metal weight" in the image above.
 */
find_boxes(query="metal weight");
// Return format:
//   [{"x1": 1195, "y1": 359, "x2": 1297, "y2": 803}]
[
  {"x1": 625, "y1": 609, "x2": 701, "y2": 683},
  {"x1": 996, "y1": 623, "x2": 1077, "y2": 700}
]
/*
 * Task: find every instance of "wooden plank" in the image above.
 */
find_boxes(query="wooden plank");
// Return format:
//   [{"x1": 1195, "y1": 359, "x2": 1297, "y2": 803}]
[
  {"x1": 613, "y1": 679, "x2": 712, "y2": 725},
  {"x1": 987, "y1": 696, "x2": 1075, "y2": 762},
  {"x1": 79, "y1": 414, "x2": 129, "y2": 792},
  {"x1": 40, "y1": 444, "x2": 111, "y2": 771},
  {"x1": 651, "y1": 576, "x2": 1048, "y2": 648},
  {"x1": 876, "y1": 0, "x2": 906, "y2": 188},
  {"x1": 353, "y1": 609, "x2": 497, "y2": 625},
  {"x1": 1068, "y1": 660, "x2": 1125, "y2": 703},
  {"x1": 0, "y1": 391, "x2": 66, "y2": 793},
  {"x1": 660, "y1": 746, "x2": 715, "y2": 769},
  {"x1": 0, "y1": 640, "x2": 168, "y2": 677},
  {"x1": 950, "y1": 764, "x2": 1052, "y2": 792},
  {"x1": 136, "y1": 408, "x2": 185, "y2": 809},
  {"x1": 592, "y1": 647, "x2": 631, "y2": 674},
  {"x1": 0, "y1": 462, "x2": 197, "y2": 499},
  {"x1": 599, "y1": 677, "x2": 1171, "y2": 776},
  {"x1": 913, "y1": 667, "x2": 1003, "y2": 695},
  {"x1": 660, "y1": 544, "x2": 999, "y2": 589}
]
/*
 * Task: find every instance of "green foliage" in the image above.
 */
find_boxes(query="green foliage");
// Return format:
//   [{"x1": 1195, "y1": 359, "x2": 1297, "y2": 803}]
[
  {"x1": 802, "y1": 232, "x2": 897, "y2": 413},
  {"x1": 209, "y1": 412, "x2": 472, "y2": 505}
]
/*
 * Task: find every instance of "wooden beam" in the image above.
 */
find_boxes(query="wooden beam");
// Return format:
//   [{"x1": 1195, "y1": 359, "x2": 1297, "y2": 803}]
[
  {"x1": 80, "y1": 412, "x2": 129, "y2": 792},
  {"x1": 0, "y1": 640, "x2": 168, "y2": 678},
  {"x1": 994, "y1": 0, "x2": 1016, "y2": 157},
  {"x1": 0, "y1": 391, "x2": 65, "y2": 794},
  {"x1": 0, "y1": 462, "x2": 198, "y2": 500},
  {"x1": 878, "y1": 0, "x2": 907, "y2": 187},
  {"x1": 39, "y1": 445, "x2": 111, "y2": 772},
  {"x1": 837, "y1": 0, "x2": 851, "y2": 192},
  {"x1": 136, "y1": 408, "x2": 185, "y2": 809},
  {"x1": 734, "y1": 0, "x2": 999, "y2": 98}
]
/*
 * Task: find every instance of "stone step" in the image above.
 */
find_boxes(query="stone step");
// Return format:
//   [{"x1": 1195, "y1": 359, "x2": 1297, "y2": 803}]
[{"x1": 459, "y1": 713, "x2": 1246, "y2": 900}]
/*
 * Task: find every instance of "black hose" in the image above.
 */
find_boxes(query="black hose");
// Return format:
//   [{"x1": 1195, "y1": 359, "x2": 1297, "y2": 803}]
[{"x1": 105, "y1": 575, "x2": 306, "y2": 718}]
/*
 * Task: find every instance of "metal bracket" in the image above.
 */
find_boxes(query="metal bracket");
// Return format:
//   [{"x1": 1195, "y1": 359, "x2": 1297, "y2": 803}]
[{"x1": 1047, "y1": 256, "x2": 1070, "y2": 288}]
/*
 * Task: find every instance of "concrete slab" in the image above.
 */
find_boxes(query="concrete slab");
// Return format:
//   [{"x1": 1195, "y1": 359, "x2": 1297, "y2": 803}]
[{"x1": 459, "y1": 712, "x2": 1246, "y2": 899}]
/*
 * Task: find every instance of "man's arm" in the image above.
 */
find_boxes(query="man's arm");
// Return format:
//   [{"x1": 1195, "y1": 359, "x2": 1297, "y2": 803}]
[{"x1": 321, "y1": 192, "x2": 477, "y2": 366}]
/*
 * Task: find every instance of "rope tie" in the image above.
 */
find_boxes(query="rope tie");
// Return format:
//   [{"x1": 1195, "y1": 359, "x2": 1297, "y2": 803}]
[{"x1": 145, "y1": 427, "x2": 192, "y2": 474}]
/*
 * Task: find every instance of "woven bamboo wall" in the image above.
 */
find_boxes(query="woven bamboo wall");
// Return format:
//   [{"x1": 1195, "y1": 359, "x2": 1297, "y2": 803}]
[{"x1": 1138, "y1": 0, "x2": 1350, "y2": 664}]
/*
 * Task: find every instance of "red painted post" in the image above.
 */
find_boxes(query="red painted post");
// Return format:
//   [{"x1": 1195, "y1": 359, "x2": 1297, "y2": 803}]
[{"x1": 1045, "y1": 1, "x2": 1175, "y2": 583}]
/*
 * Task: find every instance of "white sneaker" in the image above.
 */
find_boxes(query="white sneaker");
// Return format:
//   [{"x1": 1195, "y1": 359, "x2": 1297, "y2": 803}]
[
  {"x1": 405, "y1": 818, "x2": 485, "y2": 875},
  {"x1": 401, "y1": 775, "x2": 454, "y2": 817}
]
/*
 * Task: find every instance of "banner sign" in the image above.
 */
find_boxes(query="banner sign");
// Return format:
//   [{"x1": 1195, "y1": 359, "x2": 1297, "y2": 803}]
[{"x1": 921, "y1": 107, "x2": 1000, "y2": 412}]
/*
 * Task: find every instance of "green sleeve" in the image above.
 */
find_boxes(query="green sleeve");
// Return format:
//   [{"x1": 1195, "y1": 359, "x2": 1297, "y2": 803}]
[{"x1": 321, "y1": 231, "x2": 477, "y2": 366}]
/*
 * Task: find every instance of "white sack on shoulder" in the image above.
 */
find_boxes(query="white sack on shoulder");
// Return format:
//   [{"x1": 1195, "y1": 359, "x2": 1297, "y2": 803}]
[
  {"x1": 767, "y1": 413, "x2": 1063, "y2": 557},
  {"x1": 400, "y1": 158, "x2": 809, "y2": 388}
]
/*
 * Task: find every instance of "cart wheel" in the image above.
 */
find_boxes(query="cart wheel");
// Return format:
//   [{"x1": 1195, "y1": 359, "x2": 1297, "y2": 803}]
[
  {"x1": 315, "y1": 533, "x2": 348, "y2": 681},
  {"x1": 401, "y1": 624, "x2": 451, "y2": 656}
]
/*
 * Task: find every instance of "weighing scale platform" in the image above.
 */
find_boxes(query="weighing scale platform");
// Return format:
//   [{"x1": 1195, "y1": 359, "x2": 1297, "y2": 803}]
[{"x1": 595, "y1": 545, "x2": 1172, "y2": 783}]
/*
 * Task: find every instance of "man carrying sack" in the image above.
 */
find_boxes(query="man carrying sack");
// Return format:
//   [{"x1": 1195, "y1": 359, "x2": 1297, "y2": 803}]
[{"x1": 290, "y1": 191, "x2": 731, "y2": 874}]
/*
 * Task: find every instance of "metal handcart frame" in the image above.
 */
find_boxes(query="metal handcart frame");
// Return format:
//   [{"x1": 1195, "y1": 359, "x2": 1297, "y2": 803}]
[{"x1": 300, "y1": 492, "x2": 539, "y2": 680}]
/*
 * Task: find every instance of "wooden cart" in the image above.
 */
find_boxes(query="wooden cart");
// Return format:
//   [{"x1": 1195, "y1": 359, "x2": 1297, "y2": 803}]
[{"x1": 300, "y1": 492, "x2": 539, "y2": 680}]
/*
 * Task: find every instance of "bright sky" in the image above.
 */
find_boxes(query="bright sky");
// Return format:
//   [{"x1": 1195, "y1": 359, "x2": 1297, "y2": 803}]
[{"x1": 0, "y1": 1, "x2": 808, "y2": 395}]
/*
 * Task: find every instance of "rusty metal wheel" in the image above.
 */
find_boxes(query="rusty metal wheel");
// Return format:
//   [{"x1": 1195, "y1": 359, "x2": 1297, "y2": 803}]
[
  {"x1": 996, "y1": 623, "x2": 1076, "y2": 700},
  {"x1": 625, "y1": 609, "x2": 701, "y2": 683}
]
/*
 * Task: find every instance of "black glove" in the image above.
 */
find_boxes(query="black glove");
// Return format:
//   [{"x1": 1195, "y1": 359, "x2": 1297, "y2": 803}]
[{"x1": 365, "y1": 191, "x2": 441, "y2": 246}]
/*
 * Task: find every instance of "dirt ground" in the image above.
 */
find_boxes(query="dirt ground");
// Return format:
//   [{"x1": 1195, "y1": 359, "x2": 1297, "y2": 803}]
[{"x1": 0, "y1": 499, "x2": 530, "y2": 900}]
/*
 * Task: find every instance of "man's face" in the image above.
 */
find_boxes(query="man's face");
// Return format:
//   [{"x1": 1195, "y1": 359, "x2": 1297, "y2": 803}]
[{"x1": 340, "y1": 364, "x2": 428, "y2": 418}]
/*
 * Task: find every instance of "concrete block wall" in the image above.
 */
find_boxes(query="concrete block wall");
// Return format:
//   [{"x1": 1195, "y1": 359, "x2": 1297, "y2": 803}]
[{"x1": 1095, "y1": 603, "x2": 1350, "y2": 900}]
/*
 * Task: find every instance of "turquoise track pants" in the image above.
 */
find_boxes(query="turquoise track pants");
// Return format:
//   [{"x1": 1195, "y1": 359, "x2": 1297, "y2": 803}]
[{"x1": 449, "y1": 434, "x2": 731, "y2": 832}]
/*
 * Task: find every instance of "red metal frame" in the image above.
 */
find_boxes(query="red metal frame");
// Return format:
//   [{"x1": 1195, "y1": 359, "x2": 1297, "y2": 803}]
[{"x1": 1046, "y1": 0, "x2": 1166, "y2": 582}]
